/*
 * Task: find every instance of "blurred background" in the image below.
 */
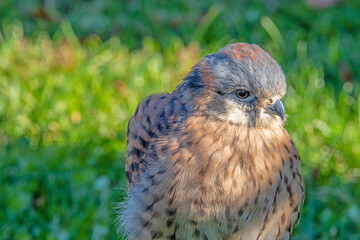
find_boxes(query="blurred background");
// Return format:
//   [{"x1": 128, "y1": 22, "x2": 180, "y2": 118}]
[{"x1": 0, "y1": 0, "x2": 359, "y2": 239}]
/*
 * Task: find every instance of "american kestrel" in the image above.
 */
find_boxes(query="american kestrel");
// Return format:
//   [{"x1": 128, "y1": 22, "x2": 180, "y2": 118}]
[{"x1": 118, "y1": 43, "x2": 304, "y2": 240}]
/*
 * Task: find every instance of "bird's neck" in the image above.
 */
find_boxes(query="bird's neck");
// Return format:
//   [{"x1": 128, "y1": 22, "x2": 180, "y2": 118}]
[{"x1": 179, "y1": 115, "x2": 291, "y2": 179}]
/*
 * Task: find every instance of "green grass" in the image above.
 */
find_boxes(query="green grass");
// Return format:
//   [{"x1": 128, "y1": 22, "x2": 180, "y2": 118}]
[{"x1": 1, "y1": 1, "x2": 360, "y2": 239}]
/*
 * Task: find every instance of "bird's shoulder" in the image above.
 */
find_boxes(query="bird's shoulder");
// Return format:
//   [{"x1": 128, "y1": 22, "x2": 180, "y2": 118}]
[{"x1": 125, "y1": 92, "x2": 187, "y2": 188}]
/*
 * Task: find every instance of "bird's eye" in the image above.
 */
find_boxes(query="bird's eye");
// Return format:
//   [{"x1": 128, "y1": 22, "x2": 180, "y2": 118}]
[{"x1": 235, "y1": 89, "x2": 250, "y2": 99}]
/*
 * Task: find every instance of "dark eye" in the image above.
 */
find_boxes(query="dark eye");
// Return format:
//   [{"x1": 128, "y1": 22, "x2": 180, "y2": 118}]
[{"x1": 235, "y1": 89, "x2": 250, "y2": 99}]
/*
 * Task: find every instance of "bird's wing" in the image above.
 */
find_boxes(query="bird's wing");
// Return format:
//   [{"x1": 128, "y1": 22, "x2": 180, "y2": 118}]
[{"x1": 125, "y1": 93, "x2": 186, "y2": 189}]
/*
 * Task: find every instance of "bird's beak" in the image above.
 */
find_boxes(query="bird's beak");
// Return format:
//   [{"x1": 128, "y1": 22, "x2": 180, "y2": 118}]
[{"x1": 266, "y1": 98, "x2": 285, "y2": 120}]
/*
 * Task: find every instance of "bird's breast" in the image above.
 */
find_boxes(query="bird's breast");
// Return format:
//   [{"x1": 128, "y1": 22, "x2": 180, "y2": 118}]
[{"x1": 164, "y1": 115, "x2": 303, "y2": 238}]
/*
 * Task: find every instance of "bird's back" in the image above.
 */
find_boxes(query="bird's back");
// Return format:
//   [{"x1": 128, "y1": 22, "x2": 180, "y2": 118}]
[{"x1": 125, "y1": 92, "x2": 187, "y2": 189}]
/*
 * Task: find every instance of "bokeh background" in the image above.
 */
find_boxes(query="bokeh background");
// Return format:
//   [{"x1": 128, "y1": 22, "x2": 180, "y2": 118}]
[{"x1": 0, "y1": 0, "x2": 359, "y2": 239}]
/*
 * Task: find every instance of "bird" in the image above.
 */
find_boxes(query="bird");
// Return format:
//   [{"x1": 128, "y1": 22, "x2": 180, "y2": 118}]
[{"x1": 118, "y1": 43, "x2": 304, "y2": 240}]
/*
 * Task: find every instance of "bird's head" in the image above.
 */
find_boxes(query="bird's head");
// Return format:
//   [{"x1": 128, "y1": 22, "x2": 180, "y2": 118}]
[{"x1": 181, "y1": 43, "x2": 287, "y2": 128}]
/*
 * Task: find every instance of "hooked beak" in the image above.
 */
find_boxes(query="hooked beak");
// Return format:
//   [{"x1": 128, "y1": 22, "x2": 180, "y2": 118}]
[{"x1": 266, "y1": 99, "x2": 285, "y2": 120}]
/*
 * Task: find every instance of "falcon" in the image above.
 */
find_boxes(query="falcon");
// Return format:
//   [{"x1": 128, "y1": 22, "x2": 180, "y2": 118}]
[{"x1": 118, "y1": 43, "x2": 304, "y2": 240}]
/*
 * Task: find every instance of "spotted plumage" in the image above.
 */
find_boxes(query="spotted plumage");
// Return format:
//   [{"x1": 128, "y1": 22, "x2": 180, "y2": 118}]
[{"x1": 118, "y1": 43, "x2": 304, "y2": 240}]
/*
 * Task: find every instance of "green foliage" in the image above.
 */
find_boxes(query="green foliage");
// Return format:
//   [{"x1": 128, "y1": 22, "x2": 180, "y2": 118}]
[{"x1": 0, "y1": 1, "x2": 360, "y2": 239}]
